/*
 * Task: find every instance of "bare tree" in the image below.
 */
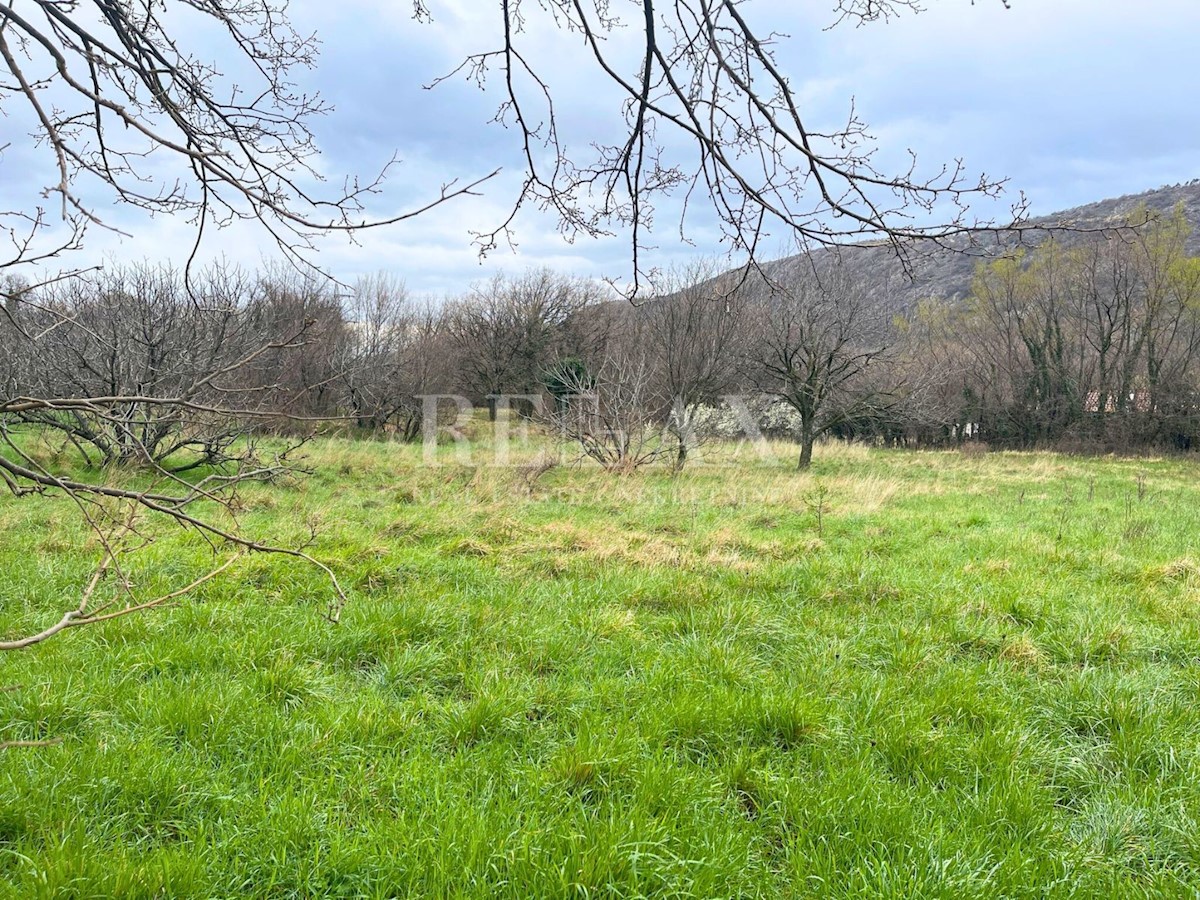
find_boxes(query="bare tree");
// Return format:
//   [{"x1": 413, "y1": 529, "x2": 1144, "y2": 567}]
[
  {"x1": 335, "y1": 274, "x2": 412, "y2": 432},
  {"x1": 0, "y1": 276, "x2": 27, "y2": 397},
  {"x1": 331, "y1": 276, "x2": 454, "y2": 440},
  {"x1": 239, "y1": 265, "x2": 345, "y2": 420},
  {"x1": 640, "y1": 260, "x2": 747, "y2": 470},
  {"x1": 888, "y1": 296, "x2": 981, "y2": 447},
  {"x1": 445, "y1": 269, "x2": 603, "y2": 418},
  {"x1": 6, "y1": 263, "x2": 341, "y2": 466},
  {"x1": 748, "y1": 258, "x2": 898, "y2": 469},
  {"x1": 544, "y1": 319, "x2": 667, "y2": 472}
]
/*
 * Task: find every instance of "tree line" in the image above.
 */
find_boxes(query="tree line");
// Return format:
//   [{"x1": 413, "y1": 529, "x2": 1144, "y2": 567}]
[
  {"x1": 907, "y1": 206, "x2": 1200, "y2": 453},
  {"x1": 3, "y1": 206, "x2": 1199, "y2": 473}
]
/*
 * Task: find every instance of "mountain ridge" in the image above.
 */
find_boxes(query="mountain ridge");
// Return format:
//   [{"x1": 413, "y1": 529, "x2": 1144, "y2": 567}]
[{"x1": 754, "y1": 181, "x2": 1200, "y2": 311}]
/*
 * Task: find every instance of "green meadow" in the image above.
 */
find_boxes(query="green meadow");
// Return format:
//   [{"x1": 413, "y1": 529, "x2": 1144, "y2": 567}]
[{"x1": 4, "y1": 430, "x2": 1200, "y2": 897}]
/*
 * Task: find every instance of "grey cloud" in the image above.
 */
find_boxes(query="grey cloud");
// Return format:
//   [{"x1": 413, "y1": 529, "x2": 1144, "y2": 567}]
[{"x1": 8, "y1": 0, "x2": 1198, "y2": 294}]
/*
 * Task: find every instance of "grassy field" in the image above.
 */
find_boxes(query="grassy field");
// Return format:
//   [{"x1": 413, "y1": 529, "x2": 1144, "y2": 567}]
[{"x1": 4, "y1": 428, "x2": 1200, "y2": 897}]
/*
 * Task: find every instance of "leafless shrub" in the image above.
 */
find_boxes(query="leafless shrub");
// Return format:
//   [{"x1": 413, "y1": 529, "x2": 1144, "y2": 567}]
[
  {"x1": 544, "y1": 341, "x2": 668, "y2": 474},
  {"x1": 5, "y1": 263, "x2": 340, "y2": 467}
]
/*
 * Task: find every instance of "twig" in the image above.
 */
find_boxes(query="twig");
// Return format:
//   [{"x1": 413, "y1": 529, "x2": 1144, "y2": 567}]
[
  {"x1": 0, "y1": 738, "x2": 64, "y2": 751},
  {"x1": 0, "y1": 554, "x2": 242, "y2": 651}
]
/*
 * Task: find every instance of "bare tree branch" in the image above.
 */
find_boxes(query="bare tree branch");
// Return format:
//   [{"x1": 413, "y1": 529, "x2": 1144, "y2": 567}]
[{"x1": 425, "y1": 0, "x2": 1026, "y2": 294}]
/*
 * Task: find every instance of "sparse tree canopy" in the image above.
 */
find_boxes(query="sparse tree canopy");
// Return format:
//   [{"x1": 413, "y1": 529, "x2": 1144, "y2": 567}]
[
  {"x1": 2, "y1": 0, "x2": 1015, "y2": 289},
  {"x1": 445, "y1": 269, "x2": 603, "y2": 418},
  {"x1": 933, "y1": 205, "x2": 1200, "y2": 450},
  {"x1": 748, "y1": 257, "x2": 899, "y2": 469},
  {"x1": 0, "y1": 0, "x2": 494, "y2": 280},
  {"x1": 641, "y1": 260, "x2": 748, "y2": 470},
  {"x1": 423, "y1": 0, "x2": 1019, "y2": 290}
]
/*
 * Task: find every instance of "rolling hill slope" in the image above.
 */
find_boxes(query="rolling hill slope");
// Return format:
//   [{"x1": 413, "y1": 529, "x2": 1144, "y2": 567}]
[{"x1": 753, "y1": 180, "x2": 1200, "y2": 310}]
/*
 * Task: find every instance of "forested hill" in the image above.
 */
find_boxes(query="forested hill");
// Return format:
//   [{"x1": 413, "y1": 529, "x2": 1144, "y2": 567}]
[{"x1": 755, "y1": 180, "x2": 1200, "y2": 310}]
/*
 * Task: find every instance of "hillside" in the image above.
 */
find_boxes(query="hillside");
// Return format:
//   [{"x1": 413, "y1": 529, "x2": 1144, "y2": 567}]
[{"x1": 756, "y1": 180, "x2": 1200, "y2": 310}]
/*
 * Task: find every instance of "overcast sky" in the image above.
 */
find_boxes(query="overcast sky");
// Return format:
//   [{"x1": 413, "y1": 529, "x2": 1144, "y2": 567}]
[{"x1": 5, "y1": 0, "x2": 1198, "y2": 297}]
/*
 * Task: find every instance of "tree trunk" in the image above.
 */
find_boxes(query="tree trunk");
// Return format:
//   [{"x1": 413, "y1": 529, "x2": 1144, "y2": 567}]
[
  {"x1": 674, "y1": 437, "x2": 688, "y2": 473},
  {"x1": 798, "y1": 419, "x2": 814, "y2": 470}
]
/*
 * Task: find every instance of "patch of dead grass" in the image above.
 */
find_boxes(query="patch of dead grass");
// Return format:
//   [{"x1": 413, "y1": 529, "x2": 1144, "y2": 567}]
[
  {"x1": 1158, "y1": 558, "x2": 1200, "y2": 581},
  {"x1": 997, "y1": 635, "x2": 1045, "y2": 668}
]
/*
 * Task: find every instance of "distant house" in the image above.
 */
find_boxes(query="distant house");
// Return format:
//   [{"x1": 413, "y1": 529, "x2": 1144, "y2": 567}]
[{"x1": 1083, "y1": 389, "x2": 1152, "y2": 414}]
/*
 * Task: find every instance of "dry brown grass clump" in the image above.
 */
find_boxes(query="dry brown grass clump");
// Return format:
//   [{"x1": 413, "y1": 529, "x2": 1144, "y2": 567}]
[
  {"x1": 1158, "y1": 558, "x2": 1200, "y2": 581},
  {"x1": 997, "y1": 635, "x2": 1045, "y2": 668}
]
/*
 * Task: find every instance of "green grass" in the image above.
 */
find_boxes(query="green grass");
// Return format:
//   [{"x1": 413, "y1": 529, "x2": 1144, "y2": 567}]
[{"x1": 4, "y1": 430, "x2": 1200, "y2": 897}]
